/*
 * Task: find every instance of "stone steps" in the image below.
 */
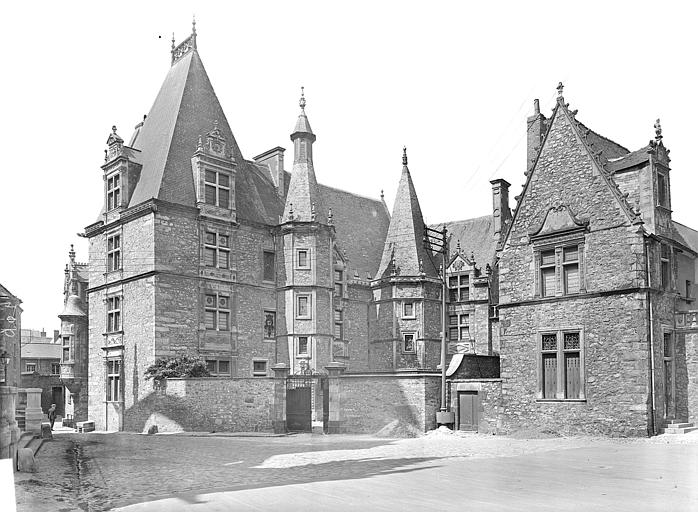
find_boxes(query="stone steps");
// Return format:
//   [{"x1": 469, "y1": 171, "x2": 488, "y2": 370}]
[
  {"x1": 659, "y1": 421, "x2": 698, "y2": 435},
  {"x1": 17, "y1": 432, "x2": 43, "y2": 455}
]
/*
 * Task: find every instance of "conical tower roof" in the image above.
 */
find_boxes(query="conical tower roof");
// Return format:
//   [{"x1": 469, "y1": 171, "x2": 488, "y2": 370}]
[{"x1": 375, "y1": 148, "x2": 438, "y2": 279}]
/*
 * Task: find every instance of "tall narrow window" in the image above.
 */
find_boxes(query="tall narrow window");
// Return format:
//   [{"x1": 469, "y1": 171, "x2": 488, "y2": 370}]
[
  {"x1": 334, "y1": 309, "x2": 343, "y2": 339},
  {"x1": 107, "y1": 234, "x2": 121, "y2": 271},
  {"x1": 563, "y1": 332, "x2": 581, "y2": 399},
  {"x1": 204, "y1": 232, "x2": 230, "y2": 269},
  {"x1": 298, "y1": 336, "x2": 309, "y2": 355},
  {"x1": 204, "y1": 170, "x2": 231, "y2": 208},
  {"x1": 540, "y1": 250, "x2": 556, "y2": 297},
  {"x1": 402, "y1": 333, "x2": 416, "y2": 353},
  {"x1": 106, "y1": 296, "x2": 122, "y2": 332},
  {"x1": 403, "y1": 302, "x2": 415, "y2": 318},
  {"x1": 51, "y1": 363, "x2": 60, "y2": 375},
  {"x1": 106, "y1": 359, "x2": 122, "y2": 402},
  {"x1": 62, "y1": 336, "x2": 72, "y2": 362},
  {"x1": 541, "y1": 333, "x2": 558, "y2": 398},
  {"x1": 205, "y1": 294, "x2": 230, "y2": 331},
  {"x1": 107, "y1": 174, "x2": 121, "y2": 210},
  {"x1": 263, "y1": 251, "x2": 275, "y2": 282},
  {"x1": 539, "y1": 330, "x2": 583, "y2": 400},
  {"x1": 657, "y1": 172, "x2": 668, "y2": 207},
  {"x1": 263, "y1": 311, "x2": 276, "y2": 340},
  {"x1": 562, "y1": 246, "x2": 579, "y2": 294},
  {"x1": 334, "y1": 270, "x2": 344, "y2": 297},
  {"x1": 297, "y1": 249, "x2": 310, "y2": 269},
  {"x1": 660, "y1": 244, "x2": 671, "y2": 290},
  {"x1": 296, "y1": 295, "x2": 310, "y2": 318}
]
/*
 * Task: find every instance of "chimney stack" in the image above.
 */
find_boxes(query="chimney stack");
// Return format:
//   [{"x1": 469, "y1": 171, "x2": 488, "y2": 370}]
[
  {"x1": 490, "y1": 179, "x2": 512, "y2": 245},
  {"x1": 527, "y1": 99, "x2": 547, "y2": 171}
]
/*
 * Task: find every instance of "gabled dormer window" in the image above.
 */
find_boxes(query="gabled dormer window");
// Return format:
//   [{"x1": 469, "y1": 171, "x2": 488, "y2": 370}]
[
  {"x1": 107, "y1": 173, "x2": 121, "y2": 210},
  {"x1": 204, "y1": 170, "x2": 230, "y2": 208},
  {"x1": 448, "y1": 274, "x2": 470, "y2": 302}
]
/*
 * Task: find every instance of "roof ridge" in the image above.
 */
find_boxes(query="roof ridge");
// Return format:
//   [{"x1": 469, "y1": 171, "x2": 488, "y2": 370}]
[
  {"x1": 431, "y1": 214, "x2": 493, "y2": 226},
  {"x1": 575, "y1": 120, "x2": 630, "y2": 154}
]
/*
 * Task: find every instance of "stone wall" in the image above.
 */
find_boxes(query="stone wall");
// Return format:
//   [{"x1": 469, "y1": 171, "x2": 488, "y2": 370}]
[
  {"x1": 0, "y1": 387, "x2": 20, "y2": 462},
  {"x1": 123, "y1": 377, "x2": 275, "y2": 433},
  {"x1": 20, "y1": 372, "x2": 63, "y2": 416},
  {"x1": 340, "y1": 372, "x2": 440, "y2": 433}
]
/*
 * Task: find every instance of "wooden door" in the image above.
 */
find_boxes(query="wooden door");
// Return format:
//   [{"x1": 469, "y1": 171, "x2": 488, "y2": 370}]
[
  {"x1": 52, "y1": 387, "x2": 65, "y2": 416},
  {"x1": 286, "y1": 387, "x2": 312, "y2": 432},
  {"x1": 458, "y1": 391, "x2": 479, "y2": 431}
]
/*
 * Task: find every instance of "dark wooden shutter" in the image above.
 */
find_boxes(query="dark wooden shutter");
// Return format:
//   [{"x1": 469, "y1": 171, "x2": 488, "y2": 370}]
[
  {"x1": 565, "y1": 353, "x2": 580, "y2": 399},
  {"x1": 543, "y1": 353, "x2": 557, "y2": 398}
]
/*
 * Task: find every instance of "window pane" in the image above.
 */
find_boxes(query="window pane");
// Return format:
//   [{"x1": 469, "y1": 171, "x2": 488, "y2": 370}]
[
  {"x1": 459, "y1": 288, "x2": 469, "y2": 301},
  {"x1": 459, "y1": 327, "x2": 470, "y2": 340},
  {"x1": 298, "y1": 337, "x2": 308, "y2": 354},
  {"x1": 205, "y1": 185, "x2": 216, "y2": 205},
  {"x1": 449, "y1": 327, "x2": 458, "y2": 341},
  {"x1": 218, "y1": 311, "x2": 229, "y2": 330},
  {"x1": 564, "y1": 264, "x2": 579, "y2": 294},
  {"x1": 565, "y1": 353, "x2": 580, "y2": 399},
  {"x1": 460, "y1": 314, "x2": 469, "y2": 325},
  {"x1": 403, "y1": 334, "x2": 415, "y2": 352},
  {"x1": 298, "y1": 250, "x2": 308, "y2": 267},
  {"x1": 404, "y1": 303, "x2": 414, "y2": 317},
  {"x1": 205, "y1": 248, "x2": 216, "y2": 267},
  {"x1": 219, "y1": 174, "x2": 230, "y2": 187},
  {"x1": 542, "y1": 267, "x2": 556, "y2": 297},
  {"x1": 334, "y1": 283, "x2": 343, "y2": 296},
  {"x1": 206, "y1": 360, "x2": 216, "y2": 373},
  {"x1": 449, "y1": 289, "x2": 458, "y2": 302},
  {"x1": 541, "y1": 250, "x2": 555, "y2": 266},
  {"x1": 253, "y1": 361, "x2": 266, "y2": 373},
  {"x1": 449, "y1": 315, "x2": 458, "y2": 325},
  {"x1": 219, "y1": 189, "x2": 230, "y2": 209},
  {"x1": 264, "y1": 312, "x2": 276, "y2": 339},
  {"x1": 543, "y1": 353, "x2": 557, "y2": 398},
  {"x1": 219, "y1": 296, "x2": 230, "y2": 309},
  {"x1": 218, "y1": 360, "x2": 230, "y2": 374},
  {"x1": 263, "y1": 252, "x2": 275, "y2": 281},
  {"x1": 563, "y1": 246, "x2": 578, "y2": 262},
  {"x1": 205, "y1": 232, "x2": 216, "y2": 245},
  {"x1": 205, "y1": 310, "x2": 216, "y2": 329},
  {"x1": 663, "y1": 333, "x2": 672, "y2": 357},
  {"x1": 449, "y1": 276, "x2": 458, "y2": 288},
  {"x1": 219, "y1": 235, "x2": 229, "y2": 248},
  {"x1": 542, "y1": 334, "x2": 557, "y2": 351},
  {"x1": 334, "y1": 310, "x2": 343, "y2": 321},
  {"x1": 563, "y1": 332, "x2": 580, "y2": 350},
  {"x1": 334, "y1": 322, "x2": 342, "y2": 338},
  {"x1": 205, "y1": 170, "x2": 216, "y2": 183},
  {"x1": 459, "y1": 275, "x2": 468, "y2": 286},
  {"x1": 298, "y1": 296, "x2": 308, "y2": 316},
  {"x1": 335, "y1": 270, "x2": 343, "y2": 281}
]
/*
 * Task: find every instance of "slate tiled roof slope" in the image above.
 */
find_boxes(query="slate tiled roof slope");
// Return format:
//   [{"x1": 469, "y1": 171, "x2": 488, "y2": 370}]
[
  {"x1": 376, "y1": 159, "x2": 439, "y2": 279},
  {"x1": 433, "y1": 215, "x2": 497, "y2": 268},
  {"x1": 127, "y1": 49, "x2": 283, "y2": 224},
  {"x1": 673, "y1": 221, "x2": 698, "y2": 255},
  {"x1": 21, "y1": 343, "x2": 61, "y2": 359}
]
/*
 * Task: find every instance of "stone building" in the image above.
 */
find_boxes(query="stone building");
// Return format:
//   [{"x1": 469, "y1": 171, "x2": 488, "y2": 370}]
[
  {"x1": 78, "y1": 24, "x2": 698, "y2": 436},
  {"x1": 0, "y1": 283, "x2": 22, "y2": 461},
  {"x1": 19, "y1": 329, "x2": 63, "y2": 417}
]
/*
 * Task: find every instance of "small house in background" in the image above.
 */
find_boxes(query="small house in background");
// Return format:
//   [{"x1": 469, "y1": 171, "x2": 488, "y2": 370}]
[{"x1": 20, "y1": 328, "x2": 65, "y2": 418}]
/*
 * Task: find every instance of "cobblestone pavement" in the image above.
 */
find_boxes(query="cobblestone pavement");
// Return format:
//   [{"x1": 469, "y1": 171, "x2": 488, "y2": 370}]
[{"x1": 13, "y1": 431, "x2": 698, "y2": 512}]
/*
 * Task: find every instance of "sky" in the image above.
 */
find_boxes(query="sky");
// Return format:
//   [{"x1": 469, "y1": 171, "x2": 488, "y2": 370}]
[{"x1": 1, "y1": 0, "x2": 697, "y2": 330}]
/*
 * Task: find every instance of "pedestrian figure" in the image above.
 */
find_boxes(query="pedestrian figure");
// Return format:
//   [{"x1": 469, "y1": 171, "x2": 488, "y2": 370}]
[{"x1": 48, "y1": 404, "x2": 57, "y2": 430}]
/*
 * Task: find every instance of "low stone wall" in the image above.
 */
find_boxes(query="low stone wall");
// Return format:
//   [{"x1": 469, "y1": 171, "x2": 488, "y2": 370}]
[
  {"x1": 448, "y1": 379, "x2": 502, "y2": 433},
  {"x1": 123, "y1": 378, "x2": 275, "y2": 433},
  {"x1": 340, "y1": 372, "x2": 441, "y2": 433}
]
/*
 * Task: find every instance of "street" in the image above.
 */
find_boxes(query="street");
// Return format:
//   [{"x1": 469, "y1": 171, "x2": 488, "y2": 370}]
[{"x1": 12, "y1": 431, "x2": 698, "y2": 511}]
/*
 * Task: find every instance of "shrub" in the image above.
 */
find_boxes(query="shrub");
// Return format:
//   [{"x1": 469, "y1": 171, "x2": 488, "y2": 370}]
[{"x1": 144, "y1": 355, "x2": 211, "y2": 383}]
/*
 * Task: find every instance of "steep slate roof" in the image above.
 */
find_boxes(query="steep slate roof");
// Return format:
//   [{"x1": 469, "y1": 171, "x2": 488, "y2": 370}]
[
  {"x1": 606, "y1": 145, "x2": 651, "y2": 173},
  {"x1": 21, "y1": 343, "x2": 61, "y2": 360},
  {"x1": 127, "y1": 48, "x2": 283, "y2": 224},
  {"x1": 673, "y1": 221, "x2": 698, "y2": 255},
  {"x1": 319, "y1": 185, "x2": 390, "y2": 279},
  {"x1": 375, "y1": 152, "x2": 439, "y2": 279},
  {"x1": 432, "y1": 215, "x2": 496, "y2": 268}
]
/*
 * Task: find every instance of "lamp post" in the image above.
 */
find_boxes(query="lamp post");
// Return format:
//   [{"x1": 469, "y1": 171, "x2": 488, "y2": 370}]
[{"x1": 424, "y1": 225, "x2": 455, "y2": 427}]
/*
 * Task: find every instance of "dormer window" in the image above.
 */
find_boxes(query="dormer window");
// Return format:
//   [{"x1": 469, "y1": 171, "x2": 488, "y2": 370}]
[
  {"x1": 204, "y1": 170, "x2": 230, "y2": 208},
  {"x1": 107, "y1": 174, "x2": 121, "y2": 210},
  {"x1": 448, "y1": 275, "x2": 470, "y2": 302}
]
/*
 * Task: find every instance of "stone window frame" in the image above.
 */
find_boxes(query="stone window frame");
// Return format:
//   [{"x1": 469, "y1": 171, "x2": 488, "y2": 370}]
[
  {"x1": 296, "y1": 293, "x2": 312, "y2": 319},
  {"x1": 297, "y1": 336, "x2": 311, "y2": 357},
  {"x1": 402, "y1": 301, "x2": 416, "y2": 319},
  {"x1": 533, "y1": 238, "x2": 585, "y2": 298},
  {"x1": 448, "y1": 313, "x2": 470, "y2": 341},
  {"x1": 204, "y1": 293, "x2": 231, "y2": 331},
  {"x1": 25, "y1": 363, "x2": 36, "y2": 373},
  {"x1": 263, "y1": 310, "x2": 276, "y2": 341},
  {"x1": 62, "y1": 336, "x2": 72, "y2": 363},
  {"x1": 536, "y1": 328, "x2": 585, "y2": 401},
  {"x1": 205, "y1": 358, "x2": 231, "y2": 376},
  {"x1": 262, "y1": 250, "x2": 275, "y2": 283},
  {"x1": 106, "y1": 231, "x2": 122, "y2": 272},
  {"x1": 662, "y1": 326, "x2": 676, "y2": 419},
  {"x1": 656, "y1": 170, "x2": 669, "y2": 208},
  {"x1": 252, "y1": 359, "x2": 268, "y2": 377},
  {"x1": 296, "y1": 248, "x2": 311, "y2": 270},
  {"x1": 402, "y1": 332, "x2": 417, "y2": 354},
  {"x1": 334, "y1": 268, "x2": 344, "y2": 297},
  {"x1": 51, "y1": 363, "x2": 60, "y2": 375},
  {"x1": 660, "y1": 243, "x2": 671, "y2": 291},
  {"x1": 106, "y1": 172, "x2": 121, "y2": 211},
  {"x1": 448, "y1": 273, "x2": 470, "y2": 302},
  {"x1": 204, "y1": 169, "x2": 231, "y2": 209},
  {"x1": 105, "y1": 357, "x2": 123, "y2": 403},
  {"x1": 204, "y1": 231, "x2": 230, "y2": 270},
  {"x1": 106, "y1": 295, "x2": 123, "y2": 333}
]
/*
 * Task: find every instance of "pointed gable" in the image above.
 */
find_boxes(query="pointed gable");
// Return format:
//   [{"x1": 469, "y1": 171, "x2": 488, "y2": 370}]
[
  {"x1": 127, "y1": 47, "x2": 282, "y2": 223},
  {"x1": 375, "y1": 150, "x2": 438, "y2": 279}
]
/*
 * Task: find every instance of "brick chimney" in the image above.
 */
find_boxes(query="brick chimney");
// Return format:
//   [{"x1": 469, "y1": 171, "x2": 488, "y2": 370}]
[
  {"x1": 490, "y1": 179, "x2": 512, "y2": 244},
  {"x1": 527, "y1": 99, "x2": 547, "y2": 170}
]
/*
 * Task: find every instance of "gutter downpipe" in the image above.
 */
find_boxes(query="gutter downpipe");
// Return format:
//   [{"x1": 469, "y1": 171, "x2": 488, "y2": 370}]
[{"x1": 644, "y1": 235, "x2": 656, "y2": 436}]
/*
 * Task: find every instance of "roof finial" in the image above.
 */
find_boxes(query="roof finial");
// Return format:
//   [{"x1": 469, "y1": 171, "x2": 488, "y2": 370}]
[
  {"x1": 288, "y1": 203, "x2": 294, "y2": 221},
  {"x1": 456, "y1": 239, "x2": 461, "y2": 253},
  {"x1": 299, "y1": 86, "x2": 306, "y2": 111},
  {"x1": 69, "y1": 244, "x2": 76, "y2": 261},
  {"x1": 402, "y1": 146, "x2": 408, "y2": 167},
  {"x1": 112, "y1": 125, "x2": 117, "y2": 134},
  {"x1": 557, "y1": 82, "x2": 564, "y2": 98},
  {"x1": 328, "y1": 207, "x2": 333, "y2": 225},
  {"x1": 311, "y1": 202, "x2": 316, "y2": 222},
  {"x1": 171, "y1": 32, "x2": 175, "y2": 51},
  {"x1": 380, "y1": 189, "x2": 384, "y2": 201},
  {"x1": 654, "y1": 118, "x2": 663, "y2": 142},
  {"x1": 192, "y1": 15, "x2": 197, "y2": 35}
]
